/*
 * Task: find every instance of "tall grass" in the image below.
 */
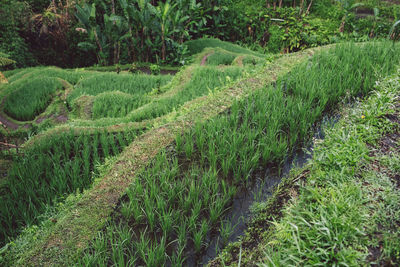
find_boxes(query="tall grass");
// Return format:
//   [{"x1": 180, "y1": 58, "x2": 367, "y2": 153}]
[
  {"x1": 91, "y1": 91, "x2": 144, "y2": 119},
  {"x1": 6, "y1": 67, "x2": 97, "y2": 85},
  {"x1": 0, "y1": 128, "x2": 141, "y2": 245},
  {"x1": 206, "y1": 51, "x2": 237, "y2": 65},
  {"x1": 67, "y1": 73, "x2": 171, "y2": 103},
  {"x1": 78, "y1": 42, "x2": 400, "y2": 266},
  {"x1": 185, "y1": 38, "x2": 264, "y2": 58},
  {"x1": 204, "y1": 48, "x2": 264, "y2": 66},
  {"x1": 4, "y1": 77, "x2": 63, "y2": 121},
  {"x1": 67, "y1": 73, "x2": 172, "y2": 119},
  {"x1": 127, "y1": 66, "x2": 243, "y2": 122}
]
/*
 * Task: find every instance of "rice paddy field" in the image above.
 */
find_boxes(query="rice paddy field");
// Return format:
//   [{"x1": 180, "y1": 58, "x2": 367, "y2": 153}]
[{"x1": 1, "y1": 39, "x2": 400, "y2": 266}]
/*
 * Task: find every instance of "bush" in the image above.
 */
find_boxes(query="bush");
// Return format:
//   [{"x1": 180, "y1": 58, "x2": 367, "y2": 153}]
[{"x1": 150, "y1": 64, "x2": 161, "y2": 75}]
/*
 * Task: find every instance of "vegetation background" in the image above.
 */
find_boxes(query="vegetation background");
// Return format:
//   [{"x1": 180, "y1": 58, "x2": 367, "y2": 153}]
[{"x1": 1, "y1": 0, "x2": 400, "y2": 68}]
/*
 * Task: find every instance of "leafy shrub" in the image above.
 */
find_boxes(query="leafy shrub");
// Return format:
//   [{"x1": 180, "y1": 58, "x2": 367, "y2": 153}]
[
  {"x1": 267, "y1": 25, "x2": 284, "y2": 53},
  {"x1": 150, "y1": 64, "x2": 161, "y2": 75}
]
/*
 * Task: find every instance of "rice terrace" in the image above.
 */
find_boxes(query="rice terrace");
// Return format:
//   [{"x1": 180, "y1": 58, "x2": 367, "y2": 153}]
[{"x1": 1, "y1": 0, "x2": 400, "y2": 266}]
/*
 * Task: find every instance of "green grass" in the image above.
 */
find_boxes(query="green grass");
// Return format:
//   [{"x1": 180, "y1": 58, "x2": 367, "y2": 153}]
[
  {"x1": 3, "y1": 69, "x2": 25, "y2": 78},
  {"x1": 0, "y1": 128, "x2": 142, "y2": 245},
  {"x1": 67, "y1": 73, "x2": 172, "y2": 103},
  {"x1": 77, "y1": 42, "x2": 400, "y2": 266},
  {"x1": 204, "y1": 48, "x2": 264, "y2": 66},
  {"x1": 67, "y1": 73, "x2": 172, "y2": 119},
  {"x1": 206, "y1": 51, "x2": 237, "y2": 65},
  {"x1": 3, "y1": 77, "x2": 63, "y2": 121},
  {"x1": 126, "y1": 66, "x2": 243, "y2": 122},
  {"x1": 185, "y1": 38, "x2": 264, "y2": 58},
  {"x1": 91, "y1": 91, "x2": 142, "y2": 119},
  {"x1": 6, "y1": 67, "x2": 96, "y2": 85},
  {"x1": 258, "y1": 70, "x2": 400, "y2": 267}
]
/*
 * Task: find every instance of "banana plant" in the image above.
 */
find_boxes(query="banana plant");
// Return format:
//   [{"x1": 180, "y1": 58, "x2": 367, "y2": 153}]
[
  {"x1": 153, "y1": 0, "x2": 176, "y2": 61},
  {"x1": 118, "y1": 0, "x2": 139, "y2": 61},
  {"x1": 135, "y1": 0, "x2": 158, "y2": 61},
  {"x1": 103, "y1": 13, "x2": 130, "y2": 64},
  {"x1": 75, "y1": 2, "x2": 109, "y2": 65}
]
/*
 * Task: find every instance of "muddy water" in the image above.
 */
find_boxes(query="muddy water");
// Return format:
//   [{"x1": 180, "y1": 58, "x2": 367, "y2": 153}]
[{"x1": 193, "y1": 115, "x2": 339, "y2": 266}]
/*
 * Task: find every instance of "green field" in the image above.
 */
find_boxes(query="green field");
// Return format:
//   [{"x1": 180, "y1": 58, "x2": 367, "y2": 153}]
[
  {"x1": 0, "y1": 39, "x2": 264, "y2": 248},
  {"x1": 73, "y1": 43, "x2": 400, "y2": 266},
  {"x1": 2, "y1": 0, "x2": 400, "y2": 265},
  {"x1": 1, "y1": 37, "x2": 400, "y2": 267}
]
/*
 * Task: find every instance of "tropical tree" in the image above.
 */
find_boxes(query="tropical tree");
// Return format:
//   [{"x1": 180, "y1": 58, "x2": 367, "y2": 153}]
[{"x1": 75, "y1": 2, "x2": 109, "y2": 65}]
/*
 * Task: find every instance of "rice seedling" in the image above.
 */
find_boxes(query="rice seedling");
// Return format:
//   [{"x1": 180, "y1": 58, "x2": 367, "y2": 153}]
[
  {"x1": 4, "y1": 77, "x2": 63, "y2": 121},
  {"x1": 6, "y1": 66, "x2": 96, "y2": 85},
  {"x1": 67, "y1": 73, "x2": 172, "y2": 117},
  {"x1": 170, "y1": 246, "x2": 186, "y2": 267},
  {"x1": 219, "y1": 220, "x2": 238, "y2": 246},
  {"x1": 126, "y1": 66, "x2": 243, "y2": 122},
  {"x1": 185, "y1": 38, "x2": 264, "y2": 58},
  {"x1": 77, "y1": 42, "x2": 400, "y2": 266},
  {"x1": 91, "y1": 91, "x2": 143, "y2": 119},
  {"x1": 206, "y1": 51, "x2": 237, "y2": 66},
  {"x1": 0, "y1": 129, "x2": 140, "y2": 245},
  {"x1": 193, "y1": 220, "x2": 209, "y2": 253}
]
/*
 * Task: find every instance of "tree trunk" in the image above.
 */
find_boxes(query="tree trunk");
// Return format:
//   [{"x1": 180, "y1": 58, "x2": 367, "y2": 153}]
[
  {"x1": 306, "y1": 0, "x2": 313, "y2": 15},
  {"x1": 339, "y1": 17, "x2": 346, "y2": 32},
  {"x1": 129, "y1": 27, "x2": 136, "y2": 62},
  {"x1": 111, "y1": 0, "x2": 117, "y2": 64},
  {"x1": 93, "y1": 30, "x2": 104, "y2": 65},
  {"x1": 117, "y1": 42, "x2": 120, "y2": 64},
  {"x1": 300, "y1": 0, "x2": 305, "y2": 15},
  {"x1": 161, "y1": 24, "x2": 166, "y2": 61},
  {"x1": 279, "y1": 0, "x2": 282, "y2": 8}
]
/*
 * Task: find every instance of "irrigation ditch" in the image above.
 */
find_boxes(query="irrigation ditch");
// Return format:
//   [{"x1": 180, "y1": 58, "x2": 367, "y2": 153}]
[
  {"x1": 198, "y1": 114, "x2": 340, "y2": 266},
  {"x1": 136, "y1": 109, "x2": 338, "y2": 266}
]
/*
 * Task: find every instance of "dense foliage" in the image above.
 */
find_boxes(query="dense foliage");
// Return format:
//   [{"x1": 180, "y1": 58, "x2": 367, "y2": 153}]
[{"x1": 1, "y1": 0, "x2": 400, "y2": 67}]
